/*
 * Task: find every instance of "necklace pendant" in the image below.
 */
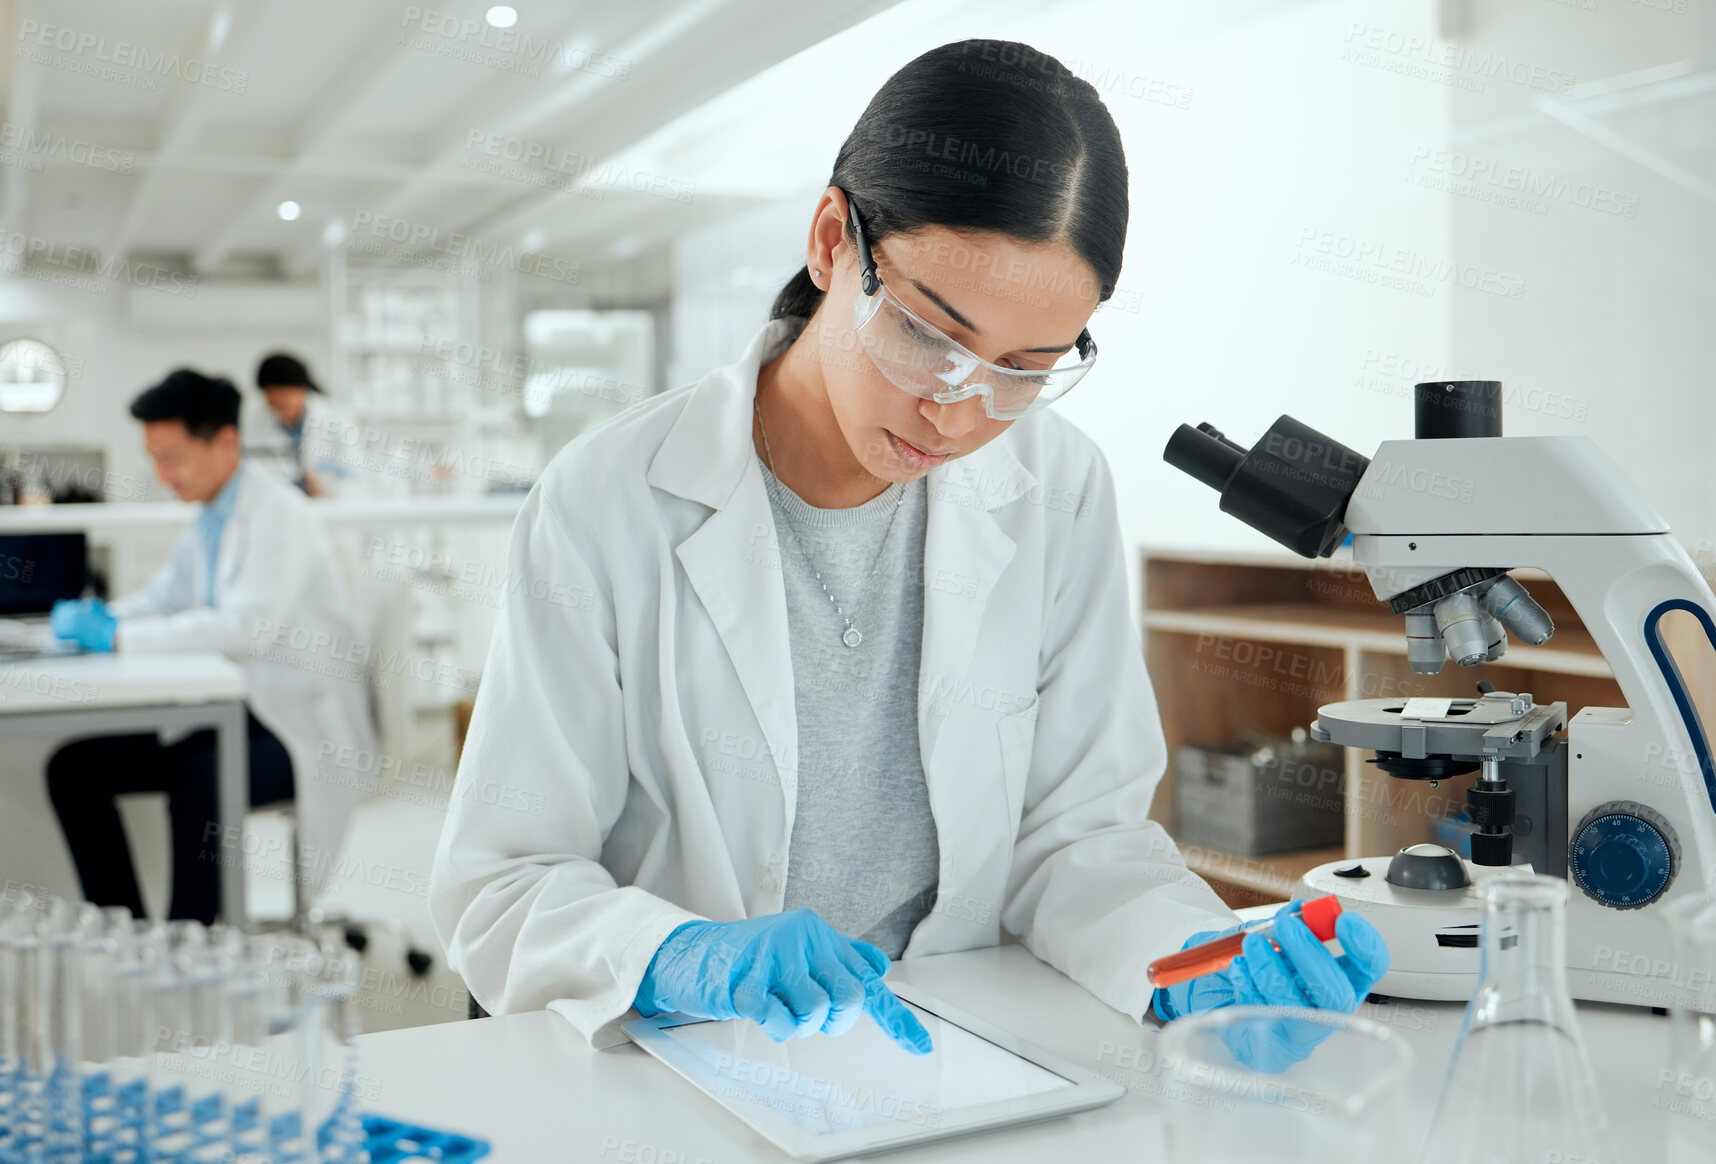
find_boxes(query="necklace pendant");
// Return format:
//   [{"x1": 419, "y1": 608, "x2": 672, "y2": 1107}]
[{"x1": 842, "y1": 626, "x2": 863, "y2": 648}]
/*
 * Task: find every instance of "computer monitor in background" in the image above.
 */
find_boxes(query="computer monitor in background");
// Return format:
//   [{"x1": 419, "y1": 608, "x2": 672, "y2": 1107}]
[{"x1": 0, "y1": 533, "x2": 88, "y2": 615}]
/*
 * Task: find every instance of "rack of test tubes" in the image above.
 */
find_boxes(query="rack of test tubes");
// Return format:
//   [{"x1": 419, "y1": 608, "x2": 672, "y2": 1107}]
[{"x1": 0, "y1": 888, "x2": 365, "y2": 1163}]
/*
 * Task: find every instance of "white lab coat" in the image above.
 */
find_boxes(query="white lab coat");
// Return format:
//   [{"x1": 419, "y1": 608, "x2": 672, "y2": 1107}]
[
  {"x1": 110, "y1": 463, "x2": 376, "y2": 870},
  {"x1": 430, "y1": 319, "x2": 1236, "y2": 1048},
  {"x1": 296, "y1": 394, "x2": 363, "y2": 497},
  {"x1": 248, "y1": 393, "x2": 361, "y2": 497}
]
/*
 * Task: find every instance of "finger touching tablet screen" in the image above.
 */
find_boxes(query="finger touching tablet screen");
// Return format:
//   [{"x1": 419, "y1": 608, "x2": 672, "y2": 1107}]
[{"x1": 622, "y1": 982, "x2": 1123, "y2": 1162}]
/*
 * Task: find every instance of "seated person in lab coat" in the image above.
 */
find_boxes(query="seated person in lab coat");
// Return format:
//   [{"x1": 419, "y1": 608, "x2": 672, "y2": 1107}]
[
  {"x1": 430, "y1": 39, "x2": 1388, "y2": 1063},
  {"x1": 255, "y1": 351, "x2": 350, "y2": 496},
  {"x1": 47, "y1": 368, "x2": 375, "y2": 923}
]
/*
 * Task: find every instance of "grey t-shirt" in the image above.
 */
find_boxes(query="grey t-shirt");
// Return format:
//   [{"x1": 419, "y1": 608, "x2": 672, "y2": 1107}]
[{"x1": 761, "y1": 461, "x2": 940, "y2": 957}]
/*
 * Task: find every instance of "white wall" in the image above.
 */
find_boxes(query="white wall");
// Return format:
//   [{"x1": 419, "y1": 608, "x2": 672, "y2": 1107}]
[
  {"x1": 669, "y1": 0, "x2": 1714, "y2": 617},
  {"x1": 669, "y1": 194, "x2": 823, "y2": 388},
  {"x1": 1030, "y1": 0, "x2": 1453, "y2": 578},
  {"x1": 671, "y1": 0, "x2": 1456, "y2": 610},
  {"x1": 1442, "y1": 0, "x2": 1713, "y2": 549}
]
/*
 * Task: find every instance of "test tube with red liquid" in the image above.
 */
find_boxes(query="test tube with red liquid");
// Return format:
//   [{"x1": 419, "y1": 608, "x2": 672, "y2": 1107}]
[{"x1": 1146, "y1": 895, "x2": 1345, "y2": 989}]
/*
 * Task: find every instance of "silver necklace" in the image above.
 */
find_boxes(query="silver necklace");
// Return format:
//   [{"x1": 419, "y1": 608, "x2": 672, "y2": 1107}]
[{"x1": 755, "y1": 394, "x2": 905, "y2": 649}]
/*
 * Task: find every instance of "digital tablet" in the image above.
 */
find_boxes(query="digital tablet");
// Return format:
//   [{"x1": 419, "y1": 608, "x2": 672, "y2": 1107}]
[{"x1": 621, "y1": 981, "x2": 1125, "y2": 1162}]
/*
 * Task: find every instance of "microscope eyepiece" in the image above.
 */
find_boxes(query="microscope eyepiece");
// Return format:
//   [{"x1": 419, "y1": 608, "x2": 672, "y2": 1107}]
[
  {"x1": 1163, "y1": 415, "x2": 1371, "y2": 559},
  {"x1": 1162, "y1": 422, "x2": 1245, "y2": 492}
]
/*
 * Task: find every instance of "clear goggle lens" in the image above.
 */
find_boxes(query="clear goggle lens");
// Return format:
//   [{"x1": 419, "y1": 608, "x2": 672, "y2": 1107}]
[{"x1": 851, "y1": 286, "x2": 1095, "y2": 421}]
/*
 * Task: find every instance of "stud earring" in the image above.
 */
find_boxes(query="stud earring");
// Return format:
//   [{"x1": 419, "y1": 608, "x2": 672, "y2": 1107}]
[{"x1": 813, "y1": 268, "x2": 823, "y2": 278}]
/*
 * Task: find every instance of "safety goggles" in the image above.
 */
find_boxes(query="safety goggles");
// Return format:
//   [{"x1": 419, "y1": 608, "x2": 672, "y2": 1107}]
[{"x1": 844, "y1": 194, "x2": 1098, "y2": 421}]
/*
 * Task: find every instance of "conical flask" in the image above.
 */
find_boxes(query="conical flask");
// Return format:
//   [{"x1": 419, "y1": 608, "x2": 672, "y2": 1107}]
[
  {"x1": 1664, "y1": 892, "x2": 1716, "y2": 1164},
  {"x1": 1420, "y1": 871, "x2": 1616, "y2": 1163}
]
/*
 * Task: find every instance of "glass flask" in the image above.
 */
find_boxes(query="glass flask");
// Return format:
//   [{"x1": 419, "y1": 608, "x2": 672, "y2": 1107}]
[
  {"x1": 1663, "y1": 892, "x2": 1716, "y2": 1164},
  {"x1": 1421, "y1": 872, "x2": 1616, "y2": 1162}
]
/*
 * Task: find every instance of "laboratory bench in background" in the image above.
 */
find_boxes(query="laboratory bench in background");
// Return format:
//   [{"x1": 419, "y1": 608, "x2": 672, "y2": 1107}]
[
  {"x1": 0, "y1": 651, "x2": 250, "y2": 923},
  {"x1": 0, "y1": 493, "x2": 522, "y2": 771}
]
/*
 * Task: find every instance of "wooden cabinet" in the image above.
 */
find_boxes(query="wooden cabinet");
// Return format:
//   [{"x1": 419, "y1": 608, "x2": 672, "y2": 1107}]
[{"x1": 1141, "y1": 547, "x2": 1623, "y2": 908}]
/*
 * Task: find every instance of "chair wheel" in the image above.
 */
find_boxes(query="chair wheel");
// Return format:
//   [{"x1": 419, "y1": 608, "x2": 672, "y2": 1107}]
[
  {"x1": 406, "y1": 948, "x2": 432, "y2": 977},
  {"x1": 343, "y1": 927, "x2": 368, "y2": 953}
]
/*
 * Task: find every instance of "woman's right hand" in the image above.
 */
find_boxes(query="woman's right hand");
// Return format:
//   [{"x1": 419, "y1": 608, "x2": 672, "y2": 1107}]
[{"x1": 633, "y1": 908, "x2": 933, "y2": 1055}]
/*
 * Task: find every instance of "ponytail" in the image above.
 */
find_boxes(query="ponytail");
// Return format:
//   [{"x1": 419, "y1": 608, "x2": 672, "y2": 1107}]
[{"x1": 768, "y1": 265, "x2": 824, "y2": 331}]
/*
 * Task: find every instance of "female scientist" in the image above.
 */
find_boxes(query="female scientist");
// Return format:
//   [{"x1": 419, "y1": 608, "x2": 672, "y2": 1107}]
[{"x1": 429, "y1": 39, "x2": 1387, "y2": 1058}]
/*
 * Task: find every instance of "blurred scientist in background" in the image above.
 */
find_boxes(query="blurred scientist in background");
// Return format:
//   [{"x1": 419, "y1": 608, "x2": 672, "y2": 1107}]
[
  {"x1": 47, "y1": 369, "x2": 374, "y2": 922},
  {"x1": 255, "y1": 352, "x2": 351, "y2": 497}
]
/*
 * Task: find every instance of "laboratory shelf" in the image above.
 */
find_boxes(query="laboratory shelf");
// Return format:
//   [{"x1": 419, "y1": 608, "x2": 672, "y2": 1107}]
[{"x1": 1140, "y1": 547, "x2": 1627, "y2": 907}]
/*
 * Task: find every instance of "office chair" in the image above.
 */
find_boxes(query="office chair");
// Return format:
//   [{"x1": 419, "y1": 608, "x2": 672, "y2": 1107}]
[{"x1": 246, "y1": 539, "x2": 434, "y2": 979}]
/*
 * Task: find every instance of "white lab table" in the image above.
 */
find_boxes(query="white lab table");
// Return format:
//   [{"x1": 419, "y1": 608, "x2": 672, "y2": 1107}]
[
  {"x1": 353, "y1": 942, "x2": 1673, "y2": 1162},
  {"x1": 0, "y1": 494, "x2": 525, "y2": 535},
  {"x1": 0, "y1": 651, "x2": 250, "y2": 925}
]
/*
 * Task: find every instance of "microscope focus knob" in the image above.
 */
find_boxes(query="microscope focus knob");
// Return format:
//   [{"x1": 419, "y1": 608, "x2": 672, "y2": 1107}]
[{"x1": 1570, "y1": 801, "x2": 1680, "y2": 910}]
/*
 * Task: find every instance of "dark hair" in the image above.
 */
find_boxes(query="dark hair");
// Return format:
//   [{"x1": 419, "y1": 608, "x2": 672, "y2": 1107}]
[
  {"x1": 770, "y1": 39, "x2": 1128, "y2": 325},
  {"x1": 129, "y1": 369, "x2": 242, "y2": 440},
  {"x1": 256, "y1": 351, "x2": 320, "y2": 392}
]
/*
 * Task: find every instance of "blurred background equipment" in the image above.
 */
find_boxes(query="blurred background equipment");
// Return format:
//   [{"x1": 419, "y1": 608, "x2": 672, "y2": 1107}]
[
  {"x1": 0, "y1": 532, "x2": 87, "y2": 616},
  {"x1": 1173, "y1": 729, "x2": 1346, "y2": 857}
]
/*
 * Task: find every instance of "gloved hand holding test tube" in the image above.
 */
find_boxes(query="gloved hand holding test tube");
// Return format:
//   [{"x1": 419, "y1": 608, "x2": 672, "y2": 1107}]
[
  {"x1": 1148, "y1": 896, "x2": 1347, "y2": 989},
  {"x1": 1150, "y1": 897, "x2": 1391, "y2": 1073}
]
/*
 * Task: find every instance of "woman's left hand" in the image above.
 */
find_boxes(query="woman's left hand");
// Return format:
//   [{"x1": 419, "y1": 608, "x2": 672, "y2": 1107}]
[{"x1": 1153, "y1": 906, "x2": 1390, "y2": 1072}]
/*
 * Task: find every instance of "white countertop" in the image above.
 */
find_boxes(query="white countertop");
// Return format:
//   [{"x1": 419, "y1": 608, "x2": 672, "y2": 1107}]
[
  {"x1": 353, "y1": 941, "x2": 1672, "y2": 1163},
  {"x1": 0, "y1": 650, "x2": 246, "y2": 714},
  {"x1": 0, "y1": 493, "x2": 525, "y2": 534}
]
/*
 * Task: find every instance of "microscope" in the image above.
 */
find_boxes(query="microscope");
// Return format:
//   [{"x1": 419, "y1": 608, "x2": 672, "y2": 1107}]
[{"x1": 1164, "y1": 381, "x2": 1716, "y2": 1005}]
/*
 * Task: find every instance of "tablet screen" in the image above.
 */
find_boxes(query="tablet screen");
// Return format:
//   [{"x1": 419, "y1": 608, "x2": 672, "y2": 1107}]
[{"x1": 656, "y1": 1001, "x2": 1073, "y2": 1138}]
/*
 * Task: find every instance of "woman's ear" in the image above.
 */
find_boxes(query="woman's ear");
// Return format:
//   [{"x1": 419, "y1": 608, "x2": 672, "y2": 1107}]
[{"x1": 806, "y1": 186, "x2": 852, "y2": 291}]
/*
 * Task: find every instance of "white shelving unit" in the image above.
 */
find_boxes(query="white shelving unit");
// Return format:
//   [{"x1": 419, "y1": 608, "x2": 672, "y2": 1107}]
[
  {"x1": 521, "y1": 308, "x2": 655, "y2": 461},
  {"x1": 326, "y1": 255, "x2": 537, "y2": 498},
  {"x1": 322, "y1": 256, "x2": 530, "y2": 748}
]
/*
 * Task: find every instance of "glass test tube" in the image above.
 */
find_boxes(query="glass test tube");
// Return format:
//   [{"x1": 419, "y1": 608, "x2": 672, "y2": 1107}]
[
  {"x1": 146, "y1": 919, "x2": 203, "y2": 1162},
  {"x1": 1147, "y1": 896, "x2": 1344, "y2": 990},
  {"x1": 109, "y1": 917, "x2": 165, "y2": 1164},
  {"x1": 298, "y1": 948, "x2": 363, "y2": 1164}
]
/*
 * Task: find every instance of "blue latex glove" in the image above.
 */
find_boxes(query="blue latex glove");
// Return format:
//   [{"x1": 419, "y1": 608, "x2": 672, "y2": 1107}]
[
  {"x1": 49, "y1": 598, "x2": 117, "y2": 653},
  {"x1": 634, "y1": 908, "x2": 933, "y2": 1055},
  {"x1": 1152, "y1": 905, "x2": 1390, "y2": 1073}
]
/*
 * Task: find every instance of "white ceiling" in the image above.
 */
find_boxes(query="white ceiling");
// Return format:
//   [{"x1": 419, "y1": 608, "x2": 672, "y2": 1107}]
[
  {"x1": 0, "y1": 0, "x2": 906, "y2": 280},
  {"x1": 2, "y1": 0, "x2": 1709, "y2": 296}
]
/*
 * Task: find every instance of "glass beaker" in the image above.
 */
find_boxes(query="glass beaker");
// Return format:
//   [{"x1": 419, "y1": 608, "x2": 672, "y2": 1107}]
[
  {"x1": 1421, "y1": 871, "x2": 1616, "y2": 1162},
  {"x1": 1159, "y1": 1005, "x2": 1413, "y2": 1163},
  {"x1": 1663, "y1": 892, "x2": 1716, "y2": 1164}
]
